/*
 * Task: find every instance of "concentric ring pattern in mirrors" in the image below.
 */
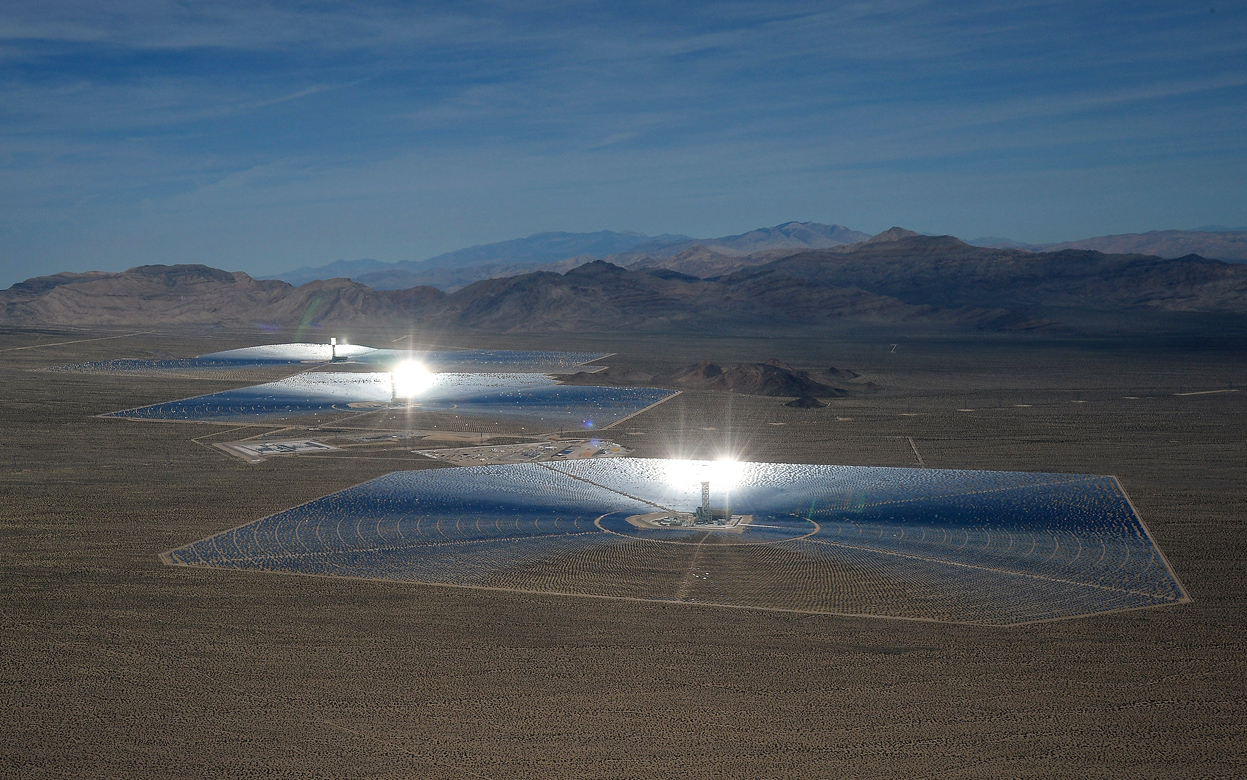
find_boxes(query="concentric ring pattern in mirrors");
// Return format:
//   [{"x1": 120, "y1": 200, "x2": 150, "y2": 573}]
[{"x1": 163, "y1": 459, "x2": 1188, "y2": 626}]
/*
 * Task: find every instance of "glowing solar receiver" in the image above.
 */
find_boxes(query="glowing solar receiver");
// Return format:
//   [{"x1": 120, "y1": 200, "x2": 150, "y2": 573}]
[
  {"x1": 391, "y1": 360, "x2": 435, "y2": 400},
  {"x1": 645, "y1": 458, "x2": 747, "y2": 530},
  {"x1": 663, "y1": 457, "x2": 744, "y2": 491}
]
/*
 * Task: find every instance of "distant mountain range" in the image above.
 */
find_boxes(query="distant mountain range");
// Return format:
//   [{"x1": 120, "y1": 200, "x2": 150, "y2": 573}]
[
  {"x1": 271, "y1": 230, "x2": 692, "y2": 288},
  {"x1": 270, "y1": 223, "x2": 1247, "y2": 294},
  {"x1": 7, "y1": 233, "x2": 1246, "y2": 336},
  {"x1": 969, "y1": 228, "x2": 1247, "y2": 261},
  {"x1": 268, "y1": 222, "x2": 872, "y2": 291}
]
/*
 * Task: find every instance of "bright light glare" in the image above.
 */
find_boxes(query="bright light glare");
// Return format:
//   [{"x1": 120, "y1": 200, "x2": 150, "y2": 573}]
[
  {"x1": 663, "y1": 458, "x2": 745, "y2": 490},
  {"x1": 392, "y1": 361, "x2": 434, "y2": 399}
]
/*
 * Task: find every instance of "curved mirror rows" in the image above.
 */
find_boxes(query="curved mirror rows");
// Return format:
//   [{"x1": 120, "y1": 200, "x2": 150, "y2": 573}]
[{"x1": 165, "y1": 460, "x2": 1187, "y2": 625}]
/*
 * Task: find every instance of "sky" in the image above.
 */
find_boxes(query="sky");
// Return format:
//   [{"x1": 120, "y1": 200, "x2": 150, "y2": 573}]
[{"x1": 1, "y1": 1, "x2": 1245, "y2": 286}]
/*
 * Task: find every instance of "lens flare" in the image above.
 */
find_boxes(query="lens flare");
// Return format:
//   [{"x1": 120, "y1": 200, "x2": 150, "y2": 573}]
[
  {"x1": 663, "y1": 457, "x2": 745, "y2": 490},
  {"x1": 391, "y1": 361, "x2": 434, "y2": 399}
]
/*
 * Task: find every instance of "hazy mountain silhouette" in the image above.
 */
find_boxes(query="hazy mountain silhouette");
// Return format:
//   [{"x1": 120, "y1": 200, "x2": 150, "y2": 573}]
[
  {"x1": 268, "y1": 230, "x2": 689, "y2": 289},
  {"x1": 864, "y1": 227, "x2": 922, "y2": 244},
  {"x1": 266, "y1": 258, "x2": 393, "y2": 287},
  {"x1": 970, "y1": 229, "x2": 1247, "y2": 261},
  {"x1": 269, "y1": 222, "x2": 869, "y2": 291},
  {"x1": 1042, "y1": 229, "x2": 1247, "y2": 261},
  {"x1": 675, "y1": 222, "x2": 870, "y2": 255}
]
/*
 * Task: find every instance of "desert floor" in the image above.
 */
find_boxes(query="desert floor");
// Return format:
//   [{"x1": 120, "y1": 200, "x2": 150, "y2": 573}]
[{"x1": 2, "y1": 326, "x2": 1243, "y2": 778}]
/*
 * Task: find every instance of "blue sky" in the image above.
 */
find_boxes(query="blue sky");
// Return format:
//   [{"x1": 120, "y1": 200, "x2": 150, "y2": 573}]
[{"x1": 1, "y1": 1, "x2": 1244, "y2": 285}]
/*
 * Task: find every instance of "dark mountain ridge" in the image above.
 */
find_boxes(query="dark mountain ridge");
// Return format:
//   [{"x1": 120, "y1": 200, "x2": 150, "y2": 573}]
[{"x1": 752, "y1": 235, "x2": 1247, "y2": 313}]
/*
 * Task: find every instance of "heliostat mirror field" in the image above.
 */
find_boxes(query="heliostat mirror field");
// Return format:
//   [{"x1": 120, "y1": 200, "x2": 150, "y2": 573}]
[
  {"x1": 164, "y1": 459, "x2": 1188, "y2": 626},
  {"x1": 59, "y1": 345, "x2": 609, "y2": 375},
  {"x1": 105, "y1": 371, "x2": 673, "y2": 427},
  {"x1": 87, "y1": 343, "x2": 671, "y2": 429}
]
